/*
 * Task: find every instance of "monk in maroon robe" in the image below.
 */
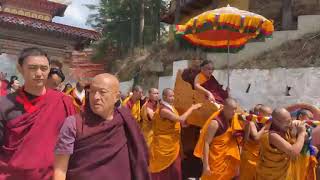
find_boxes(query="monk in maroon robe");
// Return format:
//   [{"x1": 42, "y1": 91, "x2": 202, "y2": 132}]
[
  {"x1": 53, "y1": 73, "x2": 150, "y2": 180},
  {"x1": 0, "y1": 47, "x2": 76, "y2": 180}
]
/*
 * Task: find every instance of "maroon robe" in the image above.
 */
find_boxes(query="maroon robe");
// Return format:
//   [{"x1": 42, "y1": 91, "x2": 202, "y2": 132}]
[
  {"x1": 66, "y1": 106, "x2": 150, "y2": 180},
  {"x1": 201, "y1": 76, "x2": 228, "y2": 104},
  {"x1": 0, "y1": 89, "x2": 75, "y2": 180},
  {"x1": 181, "y1": 68, "x2": 228, "y2": 103}
]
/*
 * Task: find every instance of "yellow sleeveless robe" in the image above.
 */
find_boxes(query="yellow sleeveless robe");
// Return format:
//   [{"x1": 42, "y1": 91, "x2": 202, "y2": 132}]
[
  {"x1": 256, "y1": 132, "x2": 317, "y2": 180},
  {"x1": 195, "y1": 72, "x2": 209, "y2": 85},
  {"x1": 122, "y1": 96, "x2": 141, "y2": 123},
  {"x1": 239, "y1": 130, "x2": 260, "y2": 180},
  {"x1": 194, "y1": 110, "x2": 243, "y2": 180},
  {"x1": 149, "y1": 106, "x2": 181, "y2": 173},
  {"x1": 140, "y1": 102, "x2": 157, "y2": 147}
]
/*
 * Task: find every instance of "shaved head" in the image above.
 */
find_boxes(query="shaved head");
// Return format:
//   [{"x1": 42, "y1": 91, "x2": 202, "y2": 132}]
[
  {"x1": 89, "y1": 73, "x2": 120, "y2": 119},
  {"x1": 92, "y1": 73, "x2": 120, "y2": 92},
  {"x1": 253, "y1": 104, "x2": 263, "y2": 115},
  {"x1": 272, "y1": 108, "x2": 292, "y2": 132},
  {"x1": 148, "y1": 88, "x2": 159, "y2": 102},
  {"x1": 223, "y1": 98, "x2": 237, "y2": 107},
  {"x1": 162, "y1": 88, "x2": 173, "y2": 97},
  {"x1": 222, "y1": 98, "x2": 238, "y2": 120},
  {"x1": 272, "y1": 108, "x2": 291, "y2": 120},
  {"x1": 162, "y1": 88, "x2": 174, "y2": 104},
  {"x1": 131, "y1": 85, "x2": 143, "y2": 100},
  {"x1": 133, "y1": 85, "x2": 143, "y2": 92},
  {"x1": 260, "y1": 105, "x2": 273, "y2": 116},
  {"x1": 148, "y1": 88, "x2": 158, "y2": 94}
]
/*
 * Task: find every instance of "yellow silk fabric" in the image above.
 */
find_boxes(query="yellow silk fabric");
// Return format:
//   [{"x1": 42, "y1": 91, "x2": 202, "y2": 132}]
[
  {"x1": 149, "y1": 106, "x2": 181, "y2": 173},
  {"x1": 239, "y1": 138, "x2": 260, "y2": 180},
  {"x1": 194, "y1": 110, "x2": 242, "y2": 180},
  {"x1": 140, "y1": 102, "x2": 157, "y2": 147},
  {"x1": 256, "y1": 132, "x2": 317, "y2": 180},
  {"x1": 195, "y1": 72, "x2": 209, "y2": 85},
  {"x1": 122, "y1": 96, "x2": 141, "y2": 123}
]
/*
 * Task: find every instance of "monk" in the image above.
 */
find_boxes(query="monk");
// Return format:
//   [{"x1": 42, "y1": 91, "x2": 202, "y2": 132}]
[
  {"x1": 194, "y1": 98, "x2": 243, "y2": 180},
  {"x1": 240, "y1": 105, "x2": 272, "y2": 180},
  {"x1": 140, "y1": 88, "x2": 159, "y2": 147},
  {"x1": 0, "y1": 47, "x2": 75, "y2": 179},
  {"x1": 65, "y1": 80, "x2": 86, "y2": 112},
  {"x1": 122, "y1": 85, "x2": 145, "y2": 124},
  {"x1": 46, "y1": 68, "x2": 65, "y2": 90},
  {"x1": 256, "y1": 108, "x2": 317, "y2": 180},
  {"x1": 53, "y1": 73, "x2": 150, "y2": 180},
  {"x1": 194, "y1": 60, "x2": 228, "y2": 103},
  {"x1": 149, "y1": 88, "x2": 202, "y2": 180},
  {"x1": 253, "y1": 104, "x2": 263, "y2": 115}
]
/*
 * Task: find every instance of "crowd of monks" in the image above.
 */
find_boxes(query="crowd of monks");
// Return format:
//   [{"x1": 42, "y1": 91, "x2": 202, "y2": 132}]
[
  {"x1": 121, "y1": 60, "x2": 320, "y2": 180},
  {"x1": 0, "y1": 47, "x2": 319, "y2": 180}
]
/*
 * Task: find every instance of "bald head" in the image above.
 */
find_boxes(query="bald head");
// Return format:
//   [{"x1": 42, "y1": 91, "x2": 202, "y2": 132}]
[
  {"x1": 89, "y1": 73, "x2": 120, "y2": 118},
  {"x1": 272, "y1": 108, "x2": 292, "y2": 132},
  {"x1": 148, "y1": 88, "x2": 157, "y2": 94},
  {"x1": 92, "y1": 73, "x2": 120, "y2": 92},
  {"x1": 131, "y1": 85, "x2": 143, "y2": 100},
  {"x1": 222, "y1": 98, "x2": 238, "y2": 120},
  {"x1": 162, "y1": 88, "x2": 174, "y2": 104},
  {"x1": 148, "y1": 88, "x2": 159, "y2": 102},
  {"x1": 133, "y1": 85, "x2": 143, "y2": 92},
  {"x1": 253, "y1": 104, "x2": 263, "y2": 115},
  {"x1": 260, "y1": 105, "x2": 273, "y2": 117},
  {"x1": 223, "y1": 98, "x2": 238, "y2": 108},
  {"x1": 272, "y1": 108, "x2": 291, "y2": 120},
  {"x1": 162, "y1": 88, "x2": 173, "y2": 97}
]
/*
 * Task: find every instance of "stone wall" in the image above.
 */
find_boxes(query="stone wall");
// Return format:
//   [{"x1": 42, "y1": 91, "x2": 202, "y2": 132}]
[{"x1": 157, "y1": 60, "x2": 320, "y2": 110}]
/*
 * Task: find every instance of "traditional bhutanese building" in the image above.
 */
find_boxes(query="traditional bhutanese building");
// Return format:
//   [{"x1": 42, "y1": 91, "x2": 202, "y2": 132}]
[{"x1": 0, "y1": 0, "x2": 105, "y2": 80}]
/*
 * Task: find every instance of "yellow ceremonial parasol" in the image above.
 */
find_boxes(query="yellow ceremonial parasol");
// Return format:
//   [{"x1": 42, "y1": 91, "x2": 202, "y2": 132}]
[{"x1": 175, "y1": 5, "x2": 274, "y2": 87}]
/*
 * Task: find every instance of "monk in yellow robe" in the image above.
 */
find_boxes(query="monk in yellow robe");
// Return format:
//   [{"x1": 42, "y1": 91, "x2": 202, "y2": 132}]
[
  {"x1": 194, "y1": 60, "x2": 228, "y2": 104},
  {"x1": 66, "y1": 80, "x2": 86, "y2": 112},
  {"x1": 149, "y1": 88, "x2": 201, "y2": 180},
  {"x1": 140, "y1": 88, "x2": 159, "y2": 147},
  {"x1": 194, "y1": 98, "x2": 243, "y2": 180},
  {"x1": 256, "y1": 108, "x2": 317, "y2": 180},
  {"x1": 122, "y1": 85, "x2": 144, "y2": 124},
  {"x1": 240, "y1": 105, "x2": 272, "y2": 180}
]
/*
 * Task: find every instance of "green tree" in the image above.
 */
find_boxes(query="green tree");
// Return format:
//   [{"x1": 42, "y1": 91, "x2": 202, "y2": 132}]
[{"x1": 87, "y1": 0, "x2": 168, "y2": 61}]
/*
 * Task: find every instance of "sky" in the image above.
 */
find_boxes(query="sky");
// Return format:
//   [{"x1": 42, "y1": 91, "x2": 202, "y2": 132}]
[{"x1": 52, "y1": 0, "x2": 100, "y2": 30}]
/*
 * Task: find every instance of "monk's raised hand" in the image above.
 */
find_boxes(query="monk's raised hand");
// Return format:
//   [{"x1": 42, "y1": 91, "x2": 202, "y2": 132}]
[
  {"x1": 297, "y1": 122, "x2": 306, "y2": 134},
  {"x1": 192, "y1": 103, "x2": 202, "y2": 110},
  {"x1": 264, "y1": 121, "x2": 272, "y2": 130},
  {"x1": 207, "y1": 93, "x2": 216, "y2": 103}
]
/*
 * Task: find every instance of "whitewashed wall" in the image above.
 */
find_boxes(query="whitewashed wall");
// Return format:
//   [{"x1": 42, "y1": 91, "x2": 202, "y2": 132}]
[
  {"x1": 120, "y1": 79, "x2": 134, "y2": 95},
  {"x1": 0, "y1": 54, "x2": 23, "y2": 83},
  {"x1": 216, "y1": 68, "x2": 320, "y2": 110},
  {"x1": 0, "y1": 54, "x2": 17, "y2": 77},
  {"x1": 158, "y1": 60, "x2": 320, "y2": 110}
]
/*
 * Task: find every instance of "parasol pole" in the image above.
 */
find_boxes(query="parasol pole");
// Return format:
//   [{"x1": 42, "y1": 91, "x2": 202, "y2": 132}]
[{"x1": 227, "y1": 32, "x2": 230, "y2": 88}]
